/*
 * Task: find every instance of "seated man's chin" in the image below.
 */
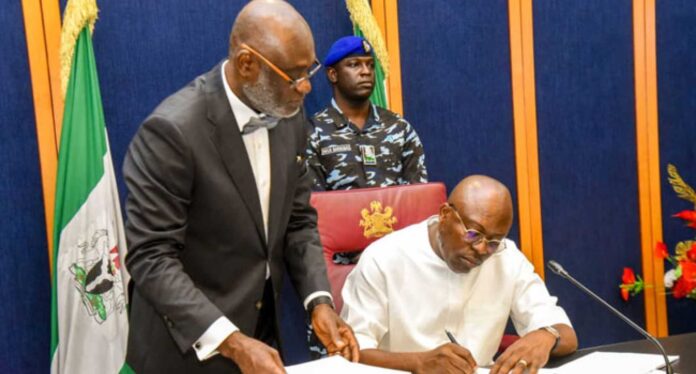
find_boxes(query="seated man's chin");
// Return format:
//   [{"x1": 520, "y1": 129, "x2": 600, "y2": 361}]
[{"x1": 449, "y1": 262, "x2": 472, "y2": 274}]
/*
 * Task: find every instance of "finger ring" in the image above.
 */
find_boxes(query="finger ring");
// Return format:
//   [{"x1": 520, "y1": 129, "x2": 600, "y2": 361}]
[{"x1": 516, "y1": 359, "x2": 529, "y2": 368}]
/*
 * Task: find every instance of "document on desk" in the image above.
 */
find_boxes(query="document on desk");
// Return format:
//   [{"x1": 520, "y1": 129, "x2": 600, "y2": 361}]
[
  {"x1": 547, "y1": 352, "x2": 679, "y2": 374},
  {"x1": 285, "y1": 356, "x2": 408, "y2": 374},
  {"x1": 474, "y1": 352, "x2": 680, "y2": 374},
  {"x1": 476, "y1": 352, "x2": 679, "y2": 374}
]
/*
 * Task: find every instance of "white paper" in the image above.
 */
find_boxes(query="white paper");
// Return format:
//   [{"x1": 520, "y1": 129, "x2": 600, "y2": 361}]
[
  {"x1": 285, "y1": 356, "x2": 409, "y2": 374},
  {"x1": 483, "y1": 352, "x2": 677, "y2": 374},
  {"x1": 476, "y1": 352, "x2": 678, "y2": 374},
  {"x1": 288, "y1": 352, "x2": 677, "y2": 374},
  {"x1": 473, "y1": 368, "x2": 558, "y2": 374}
]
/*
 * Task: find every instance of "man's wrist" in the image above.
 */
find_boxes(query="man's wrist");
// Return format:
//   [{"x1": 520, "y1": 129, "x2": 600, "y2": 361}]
[
  {"x1": 307, "y1": 295, "x2": 334, "y2": 315},
  {"x1": 413, "y1": 351, "x2": 427, "y2": 372},
  {"x1": 220, "y1": 330, "x2": 244, "y2": 361},
  {"x1": 539, "y1": 326, "x2": 561, "y2": 353}
]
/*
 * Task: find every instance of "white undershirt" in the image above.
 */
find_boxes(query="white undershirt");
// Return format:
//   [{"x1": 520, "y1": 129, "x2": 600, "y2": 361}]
[
  {"x1": 224, "y1": 64, "x2": 272, "y2": 241},
  {"x1": 193, "y1": 61, "x2": 330, "y2": 361}
]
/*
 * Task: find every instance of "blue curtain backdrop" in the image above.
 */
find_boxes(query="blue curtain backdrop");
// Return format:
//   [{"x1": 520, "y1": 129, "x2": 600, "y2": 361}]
[
  {"x1": 533, "y1": 0, "x2": 645, "y2": 348},
  {"x1": 5, "y1": 1, "x2": 696, "y2": 373},
  {"x1": 656, "y1": 0, "x2": 696, "y2": 335},
  {"x1": 0, "y1": 1, "x2": 51, "y2": 373},
  {"x1": 397, "y1": 0, "x2": 520, "y2": 244}
]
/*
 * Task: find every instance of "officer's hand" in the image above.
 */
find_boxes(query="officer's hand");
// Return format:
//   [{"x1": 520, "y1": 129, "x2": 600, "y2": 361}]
[{"x1": 218, "y1": 331, "x2": 285, "y2": 374}]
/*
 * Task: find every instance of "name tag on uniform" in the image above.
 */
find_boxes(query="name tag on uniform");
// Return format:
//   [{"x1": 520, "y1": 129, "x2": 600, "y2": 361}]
[
  {"x1": 320, "y1": 144, "x2": 351, "y2": 155},
  {"x1": 360, "y1": 145, "x2": 377, "y2": 165}
]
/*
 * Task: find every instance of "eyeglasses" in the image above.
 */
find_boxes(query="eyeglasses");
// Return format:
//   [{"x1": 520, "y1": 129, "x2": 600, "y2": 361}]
[
  {"x1": 446, "y1": 203, "x2": 507, "y2": 254},
  {"x1": 240, "y1": 43, "x2": 322, "y2": 89}
]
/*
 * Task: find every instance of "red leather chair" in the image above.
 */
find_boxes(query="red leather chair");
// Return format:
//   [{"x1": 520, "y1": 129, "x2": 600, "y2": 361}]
[
  {"x1": 310, "y1": 182, "x2": 447, "y2": 312},
  {"x1": 310, "y1": 182, "x2": 520, "y2": 352},
  {"x1": 498, "y1": 334, "x2": 519, "y2": 354}
]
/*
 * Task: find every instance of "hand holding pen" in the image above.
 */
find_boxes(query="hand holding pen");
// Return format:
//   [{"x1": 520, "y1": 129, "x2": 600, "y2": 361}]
[{"x1": 412, "y1": 330, "x2": 479, "y2": 374}]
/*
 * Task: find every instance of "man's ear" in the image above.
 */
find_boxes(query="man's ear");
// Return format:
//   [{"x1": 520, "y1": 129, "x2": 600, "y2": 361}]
[
  {"x1": 439, "y1": 203, "x2": 450, "y2": 220},
  {"x1": 234, "y1": 51, "x2": 259, "y2": 80},
  {"x1": 326, "y1": 67, "x2": 338, "y2": 84}
]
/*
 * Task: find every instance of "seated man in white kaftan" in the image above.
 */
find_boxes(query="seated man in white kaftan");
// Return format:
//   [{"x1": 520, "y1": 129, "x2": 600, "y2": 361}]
[{"x1": 341, "y1": 175, "x2": 578, "y2": 374}]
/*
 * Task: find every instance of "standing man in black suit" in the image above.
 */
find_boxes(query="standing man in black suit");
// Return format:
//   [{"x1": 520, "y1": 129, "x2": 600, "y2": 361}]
[{"x1": 122, "y1": 1, "x2": 358, "y2": 373}]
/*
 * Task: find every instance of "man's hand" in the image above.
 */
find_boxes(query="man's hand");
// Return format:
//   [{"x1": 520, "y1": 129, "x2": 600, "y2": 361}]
[
  {"x1": 311, "y1": 304, "x2": 360, "y2": 362},
  {"x1": 490, "y1": 329, "x2": 556, "y2": 374},
  {"x1": 218, "y1": 331, "x2": 285, "y2": 374},
  {"x1": 414, "y1": 343, "x2": 478, "y2": 374}
]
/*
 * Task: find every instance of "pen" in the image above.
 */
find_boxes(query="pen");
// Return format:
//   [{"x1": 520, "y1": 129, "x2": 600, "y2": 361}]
[
  {"x1": 445, "y1": 329, "x2": 460, "y2": 345},
  {"x1": 446, "y1": 330, "x2": 487, "y2": 371}
]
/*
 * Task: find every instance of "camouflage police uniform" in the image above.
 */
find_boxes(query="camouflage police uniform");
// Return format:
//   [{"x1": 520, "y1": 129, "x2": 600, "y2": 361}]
[{"x1": 305, "y1": 99, "x2": 428, "y2": 191}]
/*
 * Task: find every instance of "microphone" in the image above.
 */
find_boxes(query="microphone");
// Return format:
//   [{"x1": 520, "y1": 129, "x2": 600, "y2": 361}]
[{"x1": 546, "y1": 260, "x2": 674, "y2": 374}]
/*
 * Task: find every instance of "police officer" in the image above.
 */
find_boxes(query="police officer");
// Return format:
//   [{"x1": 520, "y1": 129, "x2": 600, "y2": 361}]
[
  {"x1": 306, "y1": 36, "x2": 428, "y2": 191},
  {"x1": 304, "y1": 36, "x2": 429, "y2": 357}
]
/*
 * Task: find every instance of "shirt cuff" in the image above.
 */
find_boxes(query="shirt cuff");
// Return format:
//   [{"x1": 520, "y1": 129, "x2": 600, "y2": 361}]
[
  {"x1": 354, "y1": 332, "x2": 378, "y2": 350},
  {"x1": 193, "y1": 317, "x2": 239, "y2": 361},
  {"x1": 303, "y1": 291, "x2": 333, "y2": 310}
]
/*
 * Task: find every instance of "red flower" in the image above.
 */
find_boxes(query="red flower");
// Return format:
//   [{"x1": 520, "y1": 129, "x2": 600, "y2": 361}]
[
  {"x1": 622, "y1": 267, "x2": 636, "y2": 284},
  {"x1": 687, "y1": 242, "x2": 696, "y2": 262},
  {"x1": 681, "y1": 261, "x2": 696, "y2": 292},
  {"x1": 673, "y1": 278, "x2": 688, "y2": 298},
  {"x1": 673, "y1": 261, "x2": 696, "y2": 298},
  {"x1": 673, "y1": 210, "x2": 696, "y2": 228},
  {"x1": 620, "y1": 267, "x2": 638, "y2": 301},
  {"x1": 655, "y1": 242, "x2": 669, "y2": 259}
]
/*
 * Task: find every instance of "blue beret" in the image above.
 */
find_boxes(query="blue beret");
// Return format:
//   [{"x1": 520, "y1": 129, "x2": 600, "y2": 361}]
[{"x1": 323, "y1": 36, "x2": 373, "y2": 67}]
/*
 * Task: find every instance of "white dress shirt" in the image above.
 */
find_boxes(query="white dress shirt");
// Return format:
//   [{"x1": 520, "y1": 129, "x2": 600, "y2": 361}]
[
  {"x1": 341, "y1": 217, "x2": 572, "y2": 366},
  {"x1": 193, "y1": 61, "x2": 331, "y2": 360}
]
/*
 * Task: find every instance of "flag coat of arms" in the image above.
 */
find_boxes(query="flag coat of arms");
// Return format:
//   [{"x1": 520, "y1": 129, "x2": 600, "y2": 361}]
[{"x1": 50, "y1": 0, "x2": 130, "y2": 372}]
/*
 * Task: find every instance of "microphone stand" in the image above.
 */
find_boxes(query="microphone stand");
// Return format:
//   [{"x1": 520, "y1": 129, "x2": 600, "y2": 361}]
[{"x1": 547, "y1": 261, "x2": 674, "y2": 374}]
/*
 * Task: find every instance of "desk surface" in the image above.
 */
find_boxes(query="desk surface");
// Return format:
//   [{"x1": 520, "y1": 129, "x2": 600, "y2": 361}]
[{"x1": 548, "y1": 332, "x2": 696, "y2": 372}]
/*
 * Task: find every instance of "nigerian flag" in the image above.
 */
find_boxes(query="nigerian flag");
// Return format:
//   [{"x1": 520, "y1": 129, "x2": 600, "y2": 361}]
[
  {"x1": 347, "y1": 0, "x2": 390, "y2": 108},
  {"x1": 50, "y1": 1, "x2": 130, "y2": 373},
  {"x1": 354, "y1": 26, "x2": 388, "y2": 108}
]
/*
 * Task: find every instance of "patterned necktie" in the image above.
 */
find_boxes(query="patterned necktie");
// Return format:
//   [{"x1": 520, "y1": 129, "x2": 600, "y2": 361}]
[{"x1": 241, "y1": 115, "x2": 280, "y2": 135}]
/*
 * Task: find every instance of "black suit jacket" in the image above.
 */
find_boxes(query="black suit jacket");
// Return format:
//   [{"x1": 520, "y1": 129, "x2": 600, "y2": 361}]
[{"x1": 123, "y1": 63, "x2": 330, "y2": 373}]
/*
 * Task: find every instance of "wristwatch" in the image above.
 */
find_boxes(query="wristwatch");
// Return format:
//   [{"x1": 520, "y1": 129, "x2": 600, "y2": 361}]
[
  {"x1": 307, "y1": 295, "x2": 334, "y2": 315},
  {"x1": 539, "y1": 326, "x2": 561, "y2": 353}
]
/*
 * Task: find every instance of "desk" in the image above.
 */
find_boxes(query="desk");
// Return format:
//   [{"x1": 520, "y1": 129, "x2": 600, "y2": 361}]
[{"x1": 548, "y1": 332, "x2": 696, "y2": 372}]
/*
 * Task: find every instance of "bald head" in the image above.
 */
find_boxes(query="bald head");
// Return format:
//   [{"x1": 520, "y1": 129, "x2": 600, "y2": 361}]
[
  {"x1": 230, "y1": 0, "x2": 314, "y2": 63},
  {"x1": 224, "y1": 0, "x2": 315, "y2": 117},
  {"x1": 449, "y1": 175, "x2": 513, "y2": 235}
]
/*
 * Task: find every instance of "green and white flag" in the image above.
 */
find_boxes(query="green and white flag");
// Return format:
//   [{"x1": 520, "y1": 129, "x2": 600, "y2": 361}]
[
  {"x1": 51, "y1": 1, "x2": 130, "y2": 373},
  {"x1": 354, "y1": 26, "x2": 388, "y2": 108},
  {"x1": 346, "y1": 0, "x2": 391, "y2": 108}
]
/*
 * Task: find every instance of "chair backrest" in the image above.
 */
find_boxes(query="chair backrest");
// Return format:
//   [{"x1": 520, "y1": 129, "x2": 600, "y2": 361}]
[{"x1": 310, "y1": 182, "x2": 447, "y2": 312}]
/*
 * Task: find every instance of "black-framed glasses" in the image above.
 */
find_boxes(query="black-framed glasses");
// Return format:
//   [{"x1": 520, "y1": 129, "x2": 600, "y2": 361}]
[
  {"x1": 241, "y1": 42, "x2": 322, "y2": 89},
  {"x1": 446, "y1": 203, "x2": 507, "y2": 254}
]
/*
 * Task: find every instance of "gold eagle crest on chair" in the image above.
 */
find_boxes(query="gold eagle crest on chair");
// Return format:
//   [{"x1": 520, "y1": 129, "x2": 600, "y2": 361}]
[{"x1": 360, "y1": 201, "x2": 398, "y2": 239}]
